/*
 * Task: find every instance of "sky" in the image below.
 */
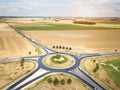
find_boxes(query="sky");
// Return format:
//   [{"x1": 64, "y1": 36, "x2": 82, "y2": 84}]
[{"x1": 0, "y1": 0, "x2": 120, "y2": 17}]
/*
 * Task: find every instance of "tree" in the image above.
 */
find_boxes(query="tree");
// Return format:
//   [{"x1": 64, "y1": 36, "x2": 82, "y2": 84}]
[
  {"x1": 21, "y1": 58, "x2": 25, "y2": 67},
  {"x1": 29, "y1": 51, "x2": 31, "y2": 55},
  {"x1": 93, "y1": 59, "x2": 96, "y2": 63},
  {"x1": 35, "y1": 49, "x2": 37, "y2": 51},
  {"x1": 56, "y1": 46, "x2": 58, "y2": 49},
  {"x1": 54, "y1": 78, "x2": 59, "y2": 86},
  {"x1": 53, "y1": 46, "x2": 55, "y2": 49},
  {"x1": 47, "y1": 77, "x2": 52, "y2": 83},
  {"x1": 67, "y1": 78, "x2": 72, "y2": 84},
  {"x1": 69, "y1": 47, "x2": 72, "y2": 50},
  {"x1": 61, "y1": 79, "x2": 65, "y2": 85},
  {"x1": 93, "y1": 63, "x2": 99, "y2": 73},
  {"x1": 59, "y1": 45, "x2": 62, "y2": 49},
  {"x1": 115, "y1": 49, "x2": 117, "y2": 52},
  {"x1": 55, "y1": 54, "x2": 61, "y2": 59},
  {"x1": 66, "y1": 47, "x2": 68, "y2": 50},
  {"x1": 62, "y1": 46, "x2": 65, "y2": 49}
]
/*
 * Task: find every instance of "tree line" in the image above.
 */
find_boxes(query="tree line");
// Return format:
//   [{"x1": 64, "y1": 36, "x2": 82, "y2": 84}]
[
  {"x1": 52, "y1": 45, "x2": 72, "y2": 51},
  {"x1": 47, "y1": 77, "x2": 72, "y2": 86}
]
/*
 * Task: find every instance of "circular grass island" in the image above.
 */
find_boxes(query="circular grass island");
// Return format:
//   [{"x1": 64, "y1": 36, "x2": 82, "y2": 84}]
[
  {"x1": 51, "y1": 54, "x2": 68, "y2": 64},
  {"x1": 43, "y1": 54, "x2": 75, "y2": 69}
]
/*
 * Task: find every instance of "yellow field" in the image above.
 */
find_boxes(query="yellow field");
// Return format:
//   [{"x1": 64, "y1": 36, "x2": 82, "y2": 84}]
[
  {"x1": 23, "y1": 30, "x2": 120, "y2": 53},
  {"x1": 0, "y1": 23, "x2": 39, "y2": 59},
  {"x1": 5, "y1": 18, "x2": 120, "y2": 53},
  {"x1": 0, "y1": 61, "x2": 36, "y2": 89}
]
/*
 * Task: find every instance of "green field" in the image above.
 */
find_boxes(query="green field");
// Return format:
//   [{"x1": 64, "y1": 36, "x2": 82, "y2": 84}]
[
  {"x1": 0, "y1": 19, "x2": 3, "y2": 23},
  {"x1": 16, "y1": 22, "x2": 120, "y2": 30},
  {"x1": 102, "y1": 58, "x2": 120, "y2": 88}
]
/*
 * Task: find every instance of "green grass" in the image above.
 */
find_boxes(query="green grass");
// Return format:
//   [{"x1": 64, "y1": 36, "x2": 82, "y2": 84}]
[
  {"x1": 51, "y1": 55, "x2": 68, "y2": 64},
  {"x1": 0, "y1": 19, "x2": 3, "y2": 23},
  {"x1": 15, "y1": 22, "x2": 120, "y2": 30},
  {"x1": 35, "y1": 46, "x2": 42, "y2": 55},
  {"x1": 101, "y1": 58, "x2": 120, "y2": 88},
  {"x1": 40, "y1": 22, "x2": 59, "y2": 25}
]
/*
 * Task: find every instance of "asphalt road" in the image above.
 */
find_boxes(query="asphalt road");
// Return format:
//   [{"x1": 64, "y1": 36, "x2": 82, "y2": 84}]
[{"x1": 1, "y1": 22, "x2": 120, "y2": 90}]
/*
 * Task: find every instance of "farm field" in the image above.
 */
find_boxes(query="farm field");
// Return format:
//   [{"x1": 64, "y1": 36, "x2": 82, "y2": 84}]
[
  {"x1": 1, "y1": 0, "x2": 120, "y2": 89},
  {"x1": 23, "y1": 30, "x2": 120, "y2": 53},
  {"x1": 5, "y1": 18, "x2": 120, "y2": 53},
  {"x1": 15, "y1": 22, "x2": 120, "y2": 30},
  {"x1": 81, "y1": 54, "x2": 120, "y2": 90},
  {"x1": 12, "y1": 19, "x2": 120, "y2": 30},
  {"x1": 1, "y1": 18, "x2": 120, "y2": 90},
  {"x1": 25, "y1": 73, "x2": 90, "y2": 90},
  {"x1": 0, "y1": 61, "x2": 36, "y2": 89},
  {"x1": 0, "y1": 22, "x2": 42, "y2": 59}
]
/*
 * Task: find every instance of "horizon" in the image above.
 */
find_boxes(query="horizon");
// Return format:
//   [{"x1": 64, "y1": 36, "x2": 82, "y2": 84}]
[{"x1": 0, "y1": 15, "x2": 120, "y2": 17}]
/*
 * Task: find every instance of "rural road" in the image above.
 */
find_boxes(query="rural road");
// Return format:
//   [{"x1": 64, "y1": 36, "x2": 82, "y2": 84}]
[{"x1": 1, "y1": 22, "x2": 119, "y2": 90}]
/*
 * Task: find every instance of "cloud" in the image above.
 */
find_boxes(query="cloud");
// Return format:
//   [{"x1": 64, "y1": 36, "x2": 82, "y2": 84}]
[{"x1": 0, "y1": 0, "x2": 120, "y2": 17}]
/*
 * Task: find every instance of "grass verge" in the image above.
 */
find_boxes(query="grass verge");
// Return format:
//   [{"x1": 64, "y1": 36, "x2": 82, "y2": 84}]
[
  {"x1": 101, "y1": 58, "x2": 120, "y2": 88},
  {"x1": 0, "y1": 19, "x2": 3, "y2": 23},
  {"x1": 35, "y1": 46, "x2": 42, "y2": 55}
]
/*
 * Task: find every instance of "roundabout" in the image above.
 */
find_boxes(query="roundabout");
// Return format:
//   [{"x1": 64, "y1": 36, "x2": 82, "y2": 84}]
[
  {"x1": 42, "y1": 54, "x2": 75, "y2": 69},
  {"x1": 38, "y1": 53, "x2": 80, "y2": 72},
  {"x1": 3, "y1": 26, "x2": 110, "y2": 90}
]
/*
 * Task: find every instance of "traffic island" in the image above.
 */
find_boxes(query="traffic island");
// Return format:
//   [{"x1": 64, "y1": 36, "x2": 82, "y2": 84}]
[
  {"x1": 43, "y1": 54, "x2": 75, "y2": 69},
  {"x1": 25, "y1": 73, "x2": 90, "y2": 90}
]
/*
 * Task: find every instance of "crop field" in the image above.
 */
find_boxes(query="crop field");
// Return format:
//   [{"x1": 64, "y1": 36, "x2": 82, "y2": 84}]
[
  {"x1": 15, "y1": 22, "x2": 120, "y2": 30},
  {"x1": 0, "y1": 23, "x2": 41, "y2": 59},
  {"x1": 5, "y1": 18, "x2": 120, "y2": 53},
  {"x1": 23, "y1": 30, "x2": 120, "y2": 53},
  {"x1": 3, "y1": 19, "x2": 120, "y2": 53}
]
